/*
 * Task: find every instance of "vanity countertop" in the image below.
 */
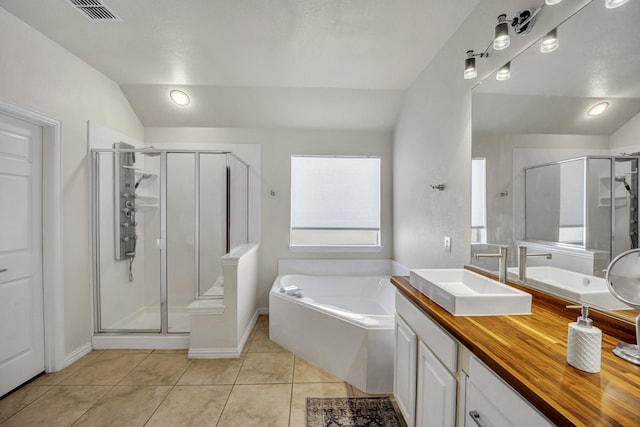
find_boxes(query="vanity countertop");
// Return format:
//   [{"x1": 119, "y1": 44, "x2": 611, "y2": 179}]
[{"x1": 391, "y1": 273, "x2": 640, "y2": 427}]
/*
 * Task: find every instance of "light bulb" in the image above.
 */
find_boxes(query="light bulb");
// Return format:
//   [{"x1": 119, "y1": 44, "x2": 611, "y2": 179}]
[
  {"x1": 606, "y1": 0, "x2": 629, "y2": 9},
  {"x1": 169, "y1": 90, "x2": 190, "y2": 106},
  {"x1": 496, "y1": 62, "x2": 511, "y2": 81},
  {"x1": 540, "y1": 29, "x2": 559, "y2": 53},
  {"x1": 545, "y1": 0, "x2": 562, "y2": 5},
  {"x1": 494, "y1": 16, "x2": 510, "y2": 51},
  {"x1": 464, "y1": 56, "x2": 477, "y2": 80},
  {"x1": 587, "y1": 101, "x2": 609, "y2": 116}
]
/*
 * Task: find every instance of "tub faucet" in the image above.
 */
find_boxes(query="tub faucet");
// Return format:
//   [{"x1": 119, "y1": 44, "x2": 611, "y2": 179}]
[
  {"x1": 517, "y1": 245, "x2": 552, "y2": 282},
  {"x1": 474, "y1": 245, "x2": 508, "y2": 283}
]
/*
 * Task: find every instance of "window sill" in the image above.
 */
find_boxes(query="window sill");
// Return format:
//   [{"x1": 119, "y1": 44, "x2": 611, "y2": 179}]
[{"x1": 289, "y1": 245, "x2": 383, "y2": 253}]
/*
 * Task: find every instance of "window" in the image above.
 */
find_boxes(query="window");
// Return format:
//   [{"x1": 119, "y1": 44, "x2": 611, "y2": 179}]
[
  {"x1": 290, "y1": 155, "x2": 381, "y2": 250},
  {"x1": 471, "y1": 158, "x2": 487, "y2": 244}
]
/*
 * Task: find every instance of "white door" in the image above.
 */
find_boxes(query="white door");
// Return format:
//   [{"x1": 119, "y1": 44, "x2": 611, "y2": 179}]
[{"x1": 0, "y1": 112, "x2": 44, "y2": 396}]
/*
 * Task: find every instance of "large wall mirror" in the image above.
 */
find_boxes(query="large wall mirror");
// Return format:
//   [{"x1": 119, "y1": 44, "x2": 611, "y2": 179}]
[{"x1": 471, "y1": 0, "x2": 640, "y2": 323}]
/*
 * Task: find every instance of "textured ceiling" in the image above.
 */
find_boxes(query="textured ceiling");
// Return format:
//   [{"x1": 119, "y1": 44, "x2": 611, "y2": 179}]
[{"x1": 0, "y1": 0, "x2": 480, "y2": 130}]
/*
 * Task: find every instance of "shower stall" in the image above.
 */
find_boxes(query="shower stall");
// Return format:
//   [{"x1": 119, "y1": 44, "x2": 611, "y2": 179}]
[
  {"x1": 91, "y1": 146, "x2": 249, "y2": 335},
  {"x1": 524, "y1": 155, "x2": 639, "y2": 264}
]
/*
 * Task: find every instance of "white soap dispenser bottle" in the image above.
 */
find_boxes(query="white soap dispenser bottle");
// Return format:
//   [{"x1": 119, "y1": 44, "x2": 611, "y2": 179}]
[{"x1": 567, "y1": 305, "x2": 602, "y2": 373}]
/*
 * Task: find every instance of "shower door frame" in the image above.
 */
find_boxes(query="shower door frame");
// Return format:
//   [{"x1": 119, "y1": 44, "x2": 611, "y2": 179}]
[{"x1": 91, "y1": 148, "x2": 250, "y2": 334}]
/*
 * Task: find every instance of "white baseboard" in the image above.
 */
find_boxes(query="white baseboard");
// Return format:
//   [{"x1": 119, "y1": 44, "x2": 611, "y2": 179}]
[
  {"x1": 188, "y1": 347, "x2": 241, "y2": 359},
  {"x1": 258, "y1": 306, "x2": 269, "y2": 314},
  {"x1": 65, "y1": 342, "x2": 92, "y2": 368},
  {"x1": 92, "y1": 334, "x2": 189, "y2": 350}
]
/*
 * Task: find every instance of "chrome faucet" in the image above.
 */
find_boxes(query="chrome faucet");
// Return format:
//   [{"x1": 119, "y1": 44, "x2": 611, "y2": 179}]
[
  {"x1": 517, "y1": 245, "x2": 552, "y2": 282},
  {"x1": 474, "y1": 245, "x2": 508, "y2": 283}
]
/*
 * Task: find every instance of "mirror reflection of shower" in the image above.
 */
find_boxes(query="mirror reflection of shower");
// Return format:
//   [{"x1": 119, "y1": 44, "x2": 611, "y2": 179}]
[{"x1": 615, "y1": 155, "x2": 639, "y2": 251}]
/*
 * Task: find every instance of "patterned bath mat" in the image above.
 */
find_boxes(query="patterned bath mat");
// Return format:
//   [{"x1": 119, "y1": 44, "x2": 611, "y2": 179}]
[{"x1": 306, "y1": 397, "x2": 403, "y2": 427}]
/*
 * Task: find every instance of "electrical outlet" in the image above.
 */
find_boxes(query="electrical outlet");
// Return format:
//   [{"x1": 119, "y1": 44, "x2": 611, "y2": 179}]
[{"x1": 444, "y1": 236, "x2": 451, "y2": 252}]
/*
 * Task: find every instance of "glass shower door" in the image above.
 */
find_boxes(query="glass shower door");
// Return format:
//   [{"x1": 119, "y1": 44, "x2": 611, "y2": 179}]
[{"x1": 93, "y1": 149, "x2": 162, "y2": 332}]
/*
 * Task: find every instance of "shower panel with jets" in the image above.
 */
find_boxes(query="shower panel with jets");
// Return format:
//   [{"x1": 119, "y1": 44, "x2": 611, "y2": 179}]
[{"x1": 91, "y1": 147, "x2": 249, "y2": 334}]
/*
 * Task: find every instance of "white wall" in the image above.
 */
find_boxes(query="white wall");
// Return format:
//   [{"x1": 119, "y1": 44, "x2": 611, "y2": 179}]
[
  {"x1": 0, "y1": 9, "x2": 144, "y2": 354},
  {"x1": 146, "y1": 127, "x2": 393, "y2": 308},
  {"x1": 611, "y1": 111, "x2": 640, "y2": 153},
  {"x1": 392, "y1": 0, "x2": 590, "y2": 270}
]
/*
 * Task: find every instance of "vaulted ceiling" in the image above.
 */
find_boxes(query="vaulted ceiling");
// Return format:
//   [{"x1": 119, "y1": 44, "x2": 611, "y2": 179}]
[{"x1": 0, "y1": 0, "x2": 479, "y2": 130}]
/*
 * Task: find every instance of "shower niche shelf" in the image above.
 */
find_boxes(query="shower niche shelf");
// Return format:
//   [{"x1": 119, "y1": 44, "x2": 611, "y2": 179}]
[{"x1": 599, "y1": 176, "x2": 627, "y2": 207}]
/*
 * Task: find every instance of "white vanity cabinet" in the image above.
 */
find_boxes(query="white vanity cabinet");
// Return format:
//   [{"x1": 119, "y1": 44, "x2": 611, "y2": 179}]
[
  {"x1": 394, "y1": 293, "x2": 459, "y2": 427},
  {"x1": 394, "y1": 292, "x2": 553, "y2": 427},
  {"x1": 393, "y1": 314, "x2": 417, "y2": 426}
]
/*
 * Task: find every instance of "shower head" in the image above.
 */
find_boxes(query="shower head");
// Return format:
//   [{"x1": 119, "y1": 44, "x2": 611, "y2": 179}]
[
  {"x1": 615, "y1": 176, "x2": 633, "y2": 194},
  {"x1": 141, "y1": 146, "x2": 161, "y2": 157},
  {"x1": 135, "y1": 173, "x2": 152, "y2": 189}
]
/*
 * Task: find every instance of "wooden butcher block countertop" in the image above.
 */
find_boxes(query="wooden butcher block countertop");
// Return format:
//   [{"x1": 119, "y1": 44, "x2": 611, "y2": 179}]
[{"x1": 391, "y1": 269, "x2": 640, "y2": 427}]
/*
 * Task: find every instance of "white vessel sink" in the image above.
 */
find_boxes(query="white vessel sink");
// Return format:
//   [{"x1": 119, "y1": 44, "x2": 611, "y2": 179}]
[
  {"x1": 409, "y1": 269, "x2": 532, "y2": 316},
  {"x1": 508, "y1": 266, "x2": 631, "y2": 311}
]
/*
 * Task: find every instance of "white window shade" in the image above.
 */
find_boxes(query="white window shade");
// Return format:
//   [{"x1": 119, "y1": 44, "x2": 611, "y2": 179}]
[{"x1": 291, "y1": 156, "x2": 381, "y2": 248}]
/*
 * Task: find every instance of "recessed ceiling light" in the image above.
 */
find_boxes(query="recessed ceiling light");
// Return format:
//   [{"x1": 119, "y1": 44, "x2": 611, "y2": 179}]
[
  {"x1": 606, "y1": 0, "x2": 629, "y2": 9},
  {"x1": 587, "y1": 101, "x2": 609, "y2": 117},
  {"x1": 169, "y1": 89, "x2": 190, "y2": 106}
]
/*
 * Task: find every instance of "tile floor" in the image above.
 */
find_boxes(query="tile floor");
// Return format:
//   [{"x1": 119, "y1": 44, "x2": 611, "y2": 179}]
[{"x1": 0, "y1": 315, "x2": 403, "y2": 426}]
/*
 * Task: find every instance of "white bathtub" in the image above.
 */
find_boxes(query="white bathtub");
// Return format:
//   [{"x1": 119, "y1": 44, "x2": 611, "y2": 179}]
[{"x1": 269, "y1": 273, "x2": 396, "y2": 393}]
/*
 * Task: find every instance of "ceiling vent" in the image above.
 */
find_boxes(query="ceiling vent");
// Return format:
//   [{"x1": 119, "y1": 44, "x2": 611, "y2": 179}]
[{"x1": 66, "y1": 0, "x2": 122, "y2": 21}]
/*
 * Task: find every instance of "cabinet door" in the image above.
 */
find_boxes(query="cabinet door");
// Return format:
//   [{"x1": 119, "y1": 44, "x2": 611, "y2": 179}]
[
  {"x1": 394, "y1": 314, "x2": 417, "y2": 427},
  {"x1": 416, "y1": 341, "x2": 456, "y2": 427}
]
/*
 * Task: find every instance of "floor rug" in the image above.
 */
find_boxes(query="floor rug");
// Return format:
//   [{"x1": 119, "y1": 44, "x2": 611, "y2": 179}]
[{"x1": 306, "y1": 397, "x2": 403, "y2": 427}]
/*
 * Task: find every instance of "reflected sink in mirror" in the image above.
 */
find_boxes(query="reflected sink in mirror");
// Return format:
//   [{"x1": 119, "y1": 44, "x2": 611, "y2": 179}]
[
  {"x1": 508, "y1": 266, "x2": 631, "y2": 311},
  {"x1": 409, "y1": 269, "x2": 531, "y2": 316}
]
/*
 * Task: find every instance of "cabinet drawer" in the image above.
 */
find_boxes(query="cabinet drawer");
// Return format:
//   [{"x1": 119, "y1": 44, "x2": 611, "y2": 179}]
[
  {"x1": 465, "y1": 380, "x2": 513, "y2": 427},
  {"x1": 468, "y1": 356, "x2": 552, "y2": 427},
  {"x1": 396, "y1": 292, "x2": 457, "y2": 372}
]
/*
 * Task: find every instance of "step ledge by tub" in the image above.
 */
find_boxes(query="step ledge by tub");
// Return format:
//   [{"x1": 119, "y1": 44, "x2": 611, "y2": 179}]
[
  {"x1": 188, "y1": 299, "x2": 225, "y2": 315},
  {"x1": 222, "y1": 242, "x2": 260, "y2": 266}
]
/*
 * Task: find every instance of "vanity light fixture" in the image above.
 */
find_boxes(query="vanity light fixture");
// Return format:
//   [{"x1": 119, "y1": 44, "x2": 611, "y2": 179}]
[
  {"x1": 494, "y1": 14, "x2": 511, "y2": 50},
  {"x1": 606, "y1": 0, "x2": 629, "y2": 9},
  {"x1": 540, "y1": 28, "x2": 559, "y2": 53},
  {"x1": 464, "y1": 49, "x2": 490, "y2": 80},
  {"x1": 496, "y1": 62, "x2": 511, "y2": 81},
  {"x1": 169, "y1": 89, "x2": 190, "y2": 106},
  {"x1": 463, "y1": 3, "x2": 552, "y2": 80},
  {"x1": 587, "y1": 101, "x2": 609, "y2": 116}
]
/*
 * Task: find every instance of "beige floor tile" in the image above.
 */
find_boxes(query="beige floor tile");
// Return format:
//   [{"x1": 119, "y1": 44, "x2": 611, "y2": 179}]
[
  {"x1": 60, "y1": 353, "x2": 148, "y2": 385},
  {"x1": 217, "y1": 384, "x2": 291, "y2": 427},
  {"x1": 0, "y1": 385, "x2": 52, "y2": 423},
  {"x1": 151, "y1": 349, "x2": 189, "y2": 354},
  {"x1": 255, "y1": 314, "x2": 269, "y2": 330},
  {"x1": 289, "y1": 382, "x2": 353, "y2": 426},
  {"x1": 145, "y1": 385, "x2": 232, "y2": 427},
  {"x1": 118, "y1": 354, "x2": 191, "y2": 385},
  {"x1": 177, "y1": 358, "x2": 243, "y2": 385},
  {"x1": 2, "y1": 386, "x2": 110, "y2": 427},
  {"x1": 29, "y1": 352, "x2": 103, "y2": 386},
  {"x1": 236, "y1": 352, "x2": 294, "y2": 384},
  {"x1": 293, "y1": 357, "x2": 343, "y2": 383},
  {"x1": 72, "y1": 385, "x2": 171, "y2": 427},
  {"x1": 246, "y1": 329, "x2": 286, "y2": 353}
]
